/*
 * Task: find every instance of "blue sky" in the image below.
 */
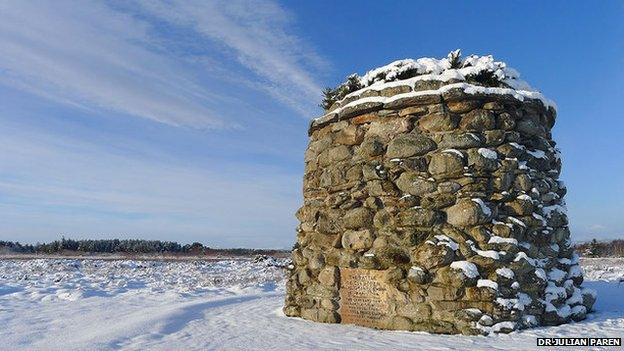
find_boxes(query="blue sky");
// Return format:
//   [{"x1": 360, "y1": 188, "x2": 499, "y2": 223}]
[{"x1": 0, "y1": 1, "x2": 622, "y2": 248}]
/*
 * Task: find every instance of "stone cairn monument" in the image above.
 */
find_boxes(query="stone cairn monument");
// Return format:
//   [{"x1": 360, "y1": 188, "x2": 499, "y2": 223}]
[{"x1": 283, "y1": 51, "x2": 596, "y2": 335}]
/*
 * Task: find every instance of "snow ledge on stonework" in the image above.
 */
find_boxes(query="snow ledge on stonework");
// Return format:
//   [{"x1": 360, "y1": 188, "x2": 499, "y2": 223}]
[{"x1": 315, "y1": 82, "x2": 556, "y2": 122}]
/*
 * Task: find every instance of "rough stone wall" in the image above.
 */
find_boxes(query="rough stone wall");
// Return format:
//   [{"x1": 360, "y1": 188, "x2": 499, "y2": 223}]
[{"x1": 283, "y1": 81, "x2": 596, "y2": 335}]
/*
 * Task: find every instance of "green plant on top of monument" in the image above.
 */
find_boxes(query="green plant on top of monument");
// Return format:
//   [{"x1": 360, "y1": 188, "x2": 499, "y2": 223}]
[
  {"x1": 318, "y1": 49, "x2": 516, "y2": 112},
  {"x1": 319, "y1": 74, "x2": 362, "y2": 110},
  {"x1": 448, "y1": 49, "x2": 462, "y2": 69},
  {"x1": 464, "y1": 69, "x2": 503, "y2": 88}
]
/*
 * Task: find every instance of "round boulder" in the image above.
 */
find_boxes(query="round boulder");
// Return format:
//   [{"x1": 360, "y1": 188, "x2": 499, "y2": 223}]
[
  {"x1": 386, "y1": 134, "x2": 436, "y2": 159},
  {"x1": 396, "y1": 172, "x2": 437, "y2": 196},
  {"x1": 446, "y1": 198, "x2": 492, "y2": 227},
  {"x1": 428, "y1": 151, "x2": 465, "y2": 177},
  {"x1": 341, "y1": 229, "x2": 375, "y2": 251},
  {"x1": 343, "y1": 207, "x2": 374, "y2": 229}
]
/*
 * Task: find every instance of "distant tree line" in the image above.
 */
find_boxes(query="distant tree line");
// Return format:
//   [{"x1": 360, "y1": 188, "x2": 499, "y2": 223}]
[
  {"x1": 0, "y1": 237, "x2": 287, "y2": 256},
  {"x1": 574, "y1": 239, "x2": 624, "y2": 258},
  {"x1": 0, "y1": 238, "x2": 203, "y2": 254},
  {"x1": 3, "y1": 237, "x2": 622, "y2": 257}
]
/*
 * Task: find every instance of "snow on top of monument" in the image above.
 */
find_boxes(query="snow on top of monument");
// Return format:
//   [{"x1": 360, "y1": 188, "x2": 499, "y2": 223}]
[
  {"x1": 315, "y1": 50, "x2": 557, "y2": 122},
  {"x1": 318, "y1": 83, "x2": 556, "y2": 124},
  {"x1": 352, "y1": 50, "x2": 550, "y2": 100},
  {"x1": 357, "y1": 51, "x2": 529, "y2": 89}
]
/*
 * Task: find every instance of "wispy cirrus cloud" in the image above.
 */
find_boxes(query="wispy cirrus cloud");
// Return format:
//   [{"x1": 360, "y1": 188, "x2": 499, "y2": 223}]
[
  {"x1": 0, "y1": 0, "x2": 323, "y2": 247},
  {"x1": 0, "y1": 0, "x2": 326, "y2": 128},
  {"x1": 0, "y1": 1, "x2": 228, "y2": 128},
  {"x1": 133, "y1": 0, "x2": 327, "y2": 116}
]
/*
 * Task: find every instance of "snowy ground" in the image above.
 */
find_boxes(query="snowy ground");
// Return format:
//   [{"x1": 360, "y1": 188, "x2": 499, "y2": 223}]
[{"x1": 1, "y1": 257, "x2": 622, "y2": 350}]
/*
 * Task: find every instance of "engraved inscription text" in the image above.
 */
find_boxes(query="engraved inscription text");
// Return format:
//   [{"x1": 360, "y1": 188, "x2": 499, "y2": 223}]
[{"x1": 338, "y1": 268, "x2": 390, "y2": 328}]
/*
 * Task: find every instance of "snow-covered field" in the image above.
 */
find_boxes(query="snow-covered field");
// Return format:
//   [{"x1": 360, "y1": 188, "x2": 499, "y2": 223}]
[{"x1": 1, "y1": 257, "x2": 622, "y2": 351}]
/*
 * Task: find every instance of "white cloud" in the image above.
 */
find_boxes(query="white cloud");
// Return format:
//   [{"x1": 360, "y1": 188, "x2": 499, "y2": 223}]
[
  {"x1": 0, "y1": 0, "x2": 326, "y2": 128},
  {"x1": 0, "y1": 0, "x2": 322, "y2": 247},
  {"x1": 0, "y1": 122, "x2": 300, "y2": 248},
  {"x1": 0, "y1": 1, "x2": 228, "y2": 128},
  {"x1": 134, "y1": 0, "x2": 326, "y2": 117}
]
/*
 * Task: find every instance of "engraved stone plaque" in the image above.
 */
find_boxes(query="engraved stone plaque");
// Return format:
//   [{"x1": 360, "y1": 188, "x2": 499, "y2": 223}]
[{"x1": 338, "y1": 268, "x2": 391, "y2": 328}]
